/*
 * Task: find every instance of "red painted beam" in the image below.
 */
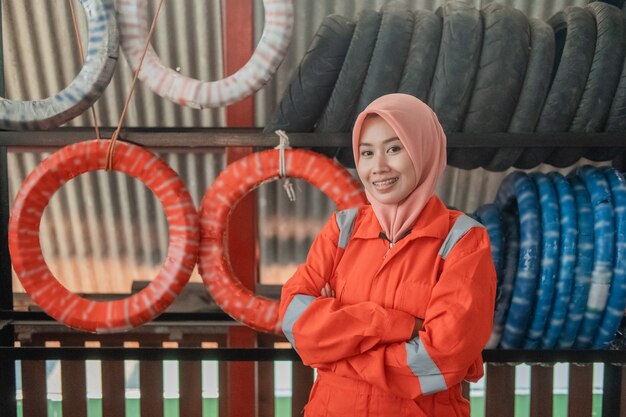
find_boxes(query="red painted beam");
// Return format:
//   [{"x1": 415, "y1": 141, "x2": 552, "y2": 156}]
[
  {"x1": 223, "y1": 0, "x2": 255, "y2": 127},
  {"x1": 222, "y1": 1, "x2": 258, "y2": 417}
]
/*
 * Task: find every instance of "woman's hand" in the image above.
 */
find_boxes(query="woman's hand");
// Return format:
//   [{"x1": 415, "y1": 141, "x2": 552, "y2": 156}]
[
  {"x1": 411, "y1": 317, "x2": 424, "y2": 339},
  {"x1": 320, "y1": 282, "x2": 335, "y2": 298}
]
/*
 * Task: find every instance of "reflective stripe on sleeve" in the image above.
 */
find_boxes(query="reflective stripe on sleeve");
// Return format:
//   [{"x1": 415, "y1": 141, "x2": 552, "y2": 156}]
[
  {"x1": 405, "y1": 337, "x2": 448, "y2": 395},
  {"x1": 282, "y1": 294, "x2": 315, "y2": 351},
  {"x1": 335, "y1": 208, "x2": 358, "y2": 249},
  {"x1": 438, "y1": 214, "x2": 484, "y2": 260}
]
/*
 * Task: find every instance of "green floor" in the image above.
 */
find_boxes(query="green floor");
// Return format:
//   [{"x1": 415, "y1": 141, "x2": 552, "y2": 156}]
[{"x1": 18, "y1": 395, "x2": 603, "y2": 417}]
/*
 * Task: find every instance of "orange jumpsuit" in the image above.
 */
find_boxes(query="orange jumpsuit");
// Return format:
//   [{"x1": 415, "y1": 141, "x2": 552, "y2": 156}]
[{"x1": 279, "y1": 196, "x2": 496, "y2": 417}]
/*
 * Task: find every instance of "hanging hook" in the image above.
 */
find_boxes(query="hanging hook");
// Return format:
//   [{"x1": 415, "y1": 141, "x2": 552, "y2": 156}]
[{"x1": 274, "y1": 130, "x2": 296, "y2": 202}]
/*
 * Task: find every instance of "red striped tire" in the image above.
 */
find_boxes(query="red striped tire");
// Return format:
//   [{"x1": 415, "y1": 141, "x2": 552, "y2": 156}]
[
  {"x1": 117, "y1": 0, "x2": 293, "y2": 108},
  {"x1": 199, "y1": 149, "x2": 367, "y2": 334},
  {"x1": 8, "y1": 140, "x2": 199, "y2": 333}
]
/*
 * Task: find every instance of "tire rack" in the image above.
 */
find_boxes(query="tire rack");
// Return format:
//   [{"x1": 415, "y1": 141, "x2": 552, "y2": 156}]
[{"x1": 1, "y1": 128, "x2": 626, "y2": 417}]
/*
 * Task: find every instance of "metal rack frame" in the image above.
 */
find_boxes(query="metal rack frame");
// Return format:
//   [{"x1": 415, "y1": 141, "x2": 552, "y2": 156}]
[{"x1": 1, "y1": 129, "x2": 625, "y2": 416}]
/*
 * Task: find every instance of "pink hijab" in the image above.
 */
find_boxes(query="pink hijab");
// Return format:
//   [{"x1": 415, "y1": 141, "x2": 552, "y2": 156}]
[{"x1": 352, "y1": 94, "x2": 447, "y2": 243}]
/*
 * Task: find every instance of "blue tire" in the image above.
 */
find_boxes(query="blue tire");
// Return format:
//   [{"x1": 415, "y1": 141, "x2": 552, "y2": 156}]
[
  {"x1": 496, "y1": 172, "x2": 541, "y2": 349},
  {"x1": 575, "y1": 166, "x2": 615, "y2": 348},
  {"x1": 593, "y1": 168, "x2": 626, "y2": 349},
  {"x1": 542, "y1": 172, "x2": 578, "y2": 349},
  {"x1": 523, "y1": 173, "x2": 560, "y2": 349}
]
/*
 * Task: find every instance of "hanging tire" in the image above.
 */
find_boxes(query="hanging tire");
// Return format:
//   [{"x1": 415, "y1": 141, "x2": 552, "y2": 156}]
[
  {"x1": 118, "y1": 0, "x2": 293, "y2": 108},
  {"x1": 264, "y1": 15, "x2": 355, "y2": 134},
  {"x1": 199, "y1": 149, "x2": 367, "y2": 334},
  {"x1": 551, "y1": 2, "x2": 625, "y2": 165},
  {"x1": 0, "y1": 0, "x2": 118, "y2": 130},
  {"x1": 459, "y1": 3, "x2": 530, "y2": 171},
  {"x1": 9, "y1": 140, "x2": 199, "y2": 333}
]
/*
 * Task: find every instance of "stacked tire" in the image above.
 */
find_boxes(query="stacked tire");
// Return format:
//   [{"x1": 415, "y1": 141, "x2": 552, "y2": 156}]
[
  {"x1": 474, "y1": 166, "x2": 626, "y2": 350},
  {"x1": 265, "y1": 1, "x2": 626, "y2": 170}
]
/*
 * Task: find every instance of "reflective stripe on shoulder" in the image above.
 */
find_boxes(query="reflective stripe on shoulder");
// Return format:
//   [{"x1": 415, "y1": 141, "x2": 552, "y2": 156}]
[
  {"x1": 438, "y1": 214, "x2": 484, "y2": 260},
  {"x1": 282, "y1": 294, "x2": 315, "y2": 351},
  {"x1": 335, "y1": 207, "x2": 359, "y2": 249},
  {"x1": 405, "y1": 337, "x2": 448, "y2": 395}
]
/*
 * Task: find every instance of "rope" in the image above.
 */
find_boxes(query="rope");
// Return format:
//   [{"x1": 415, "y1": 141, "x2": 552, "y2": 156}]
[
  {"x1": 274, "y1": 130, "x2": 296, "y2": 201},
  {"x1": 106, "y1": 0, "x2": 166, "y2": 170},
  {"x1": 68, "y1": 0, "x2": 101, "y2": 139}
]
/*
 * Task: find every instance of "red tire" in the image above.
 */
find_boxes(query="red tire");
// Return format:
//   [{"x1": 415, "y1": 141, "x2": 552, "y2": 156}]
[
  {"x1": 9, "y1": 140, "x2": 199, "y2": 333},
  {"x1": 199, "y1": 149, "x2": 367, "y2": 334}
]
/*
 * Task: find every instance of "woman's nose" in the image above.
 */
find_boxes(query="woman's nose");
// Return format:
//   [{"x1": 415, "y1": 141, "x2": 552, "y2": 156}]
[{"x1": 372, "y1": 154, "x2": 390, "y2": 173}]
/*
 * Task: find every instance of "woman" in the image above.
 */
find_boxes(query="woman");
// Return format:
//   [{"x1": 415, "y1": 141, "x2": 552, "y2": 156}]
[{"x1": 279, "y1": 93, "x2": 496, "y2": 417}]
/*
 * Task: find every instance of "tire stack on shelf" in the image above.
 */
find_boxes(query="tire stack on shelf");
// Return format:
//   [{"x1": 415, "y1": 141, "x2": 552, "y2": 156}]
[
  {"x1": 265, "y1": 0, "x2": 626, "y2": 170},
  {"x1": 265, "y1": 0, "x2": 626, "y2": 349},
  {"x1": 474, "y1": 166, "x2": 626, "y2": 350}
]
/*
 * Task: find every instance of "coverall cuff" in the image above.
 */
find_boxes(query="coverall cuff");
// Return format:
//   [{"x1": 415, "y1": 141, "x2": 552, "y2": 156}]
[{"x1": 381, "y1": 310, "x2": 416, "y2": 344}]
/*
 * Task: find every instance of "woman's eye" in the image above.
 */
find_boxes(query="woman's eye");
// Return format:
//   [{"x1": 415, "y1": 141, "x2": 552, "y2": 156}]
[
  {"x1": 361, "y1": 150, "x2": 373, "y2": 157},
  {"x1": 387, "y1": 146, "x2": 402, "y2": 154}
]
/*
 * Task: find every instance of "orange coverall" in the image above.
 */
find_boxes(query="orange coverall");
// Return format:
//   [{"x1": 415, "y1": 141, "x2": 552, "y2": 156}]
[{"x1": 279, "y1": 196, "x2": 496, "y2": 417}]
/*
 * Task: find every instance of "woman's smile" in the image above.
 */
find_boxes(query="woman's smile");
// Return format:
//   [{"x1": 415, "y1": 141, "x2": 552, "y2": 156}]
[{"x1": 372, "y1": 177, "x2": 399, "y2": 190}]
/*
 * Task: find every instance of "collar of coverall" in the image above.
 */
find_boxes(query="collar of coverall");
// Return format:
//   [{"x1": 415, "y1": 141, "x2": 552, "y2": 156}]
[{"x1": 351, "y1": 196, "x2": 451, "y2": 242}]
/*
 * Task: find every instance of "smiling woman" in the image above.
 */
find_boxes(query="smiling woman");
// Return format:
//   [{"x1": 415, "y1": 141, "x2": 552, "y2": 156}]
[{"x1": 278, "y1": 94, "x2": 496, "y2": 417}]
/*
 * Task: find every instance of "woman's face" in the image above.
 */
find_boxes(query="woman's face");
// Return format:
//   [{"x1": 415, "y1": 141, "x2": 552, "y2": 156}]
[{"x1": 356, "y1": 116, "x2": 417, "y2": 204}]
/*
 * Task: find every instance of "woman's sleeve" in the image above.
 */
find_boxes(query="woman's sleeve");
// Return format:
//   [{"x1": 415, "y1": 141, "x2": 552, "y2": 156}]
[
  {"x1": 279, "y1": 212, "x2": 416, "y2": 367},
  {"x1": 332, "y1": 225, "x2": 496, "y2": 399}
]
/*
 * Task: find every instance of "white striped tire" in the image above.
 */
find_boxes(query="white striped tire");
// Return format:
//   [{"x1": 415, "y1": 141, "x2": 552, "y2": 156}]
[
  {"x1": 8, "y1": 140, "x2": 199, "y2": 333},
  {"x1": 0, "y1": 0, "x2": 118, "y2": 130},
  {"x1": 199, "y1": 149, "x2": 367, "y2": 334},
  {"x1": 117, "y1": 0, "x2": 293, "y2": 108}
]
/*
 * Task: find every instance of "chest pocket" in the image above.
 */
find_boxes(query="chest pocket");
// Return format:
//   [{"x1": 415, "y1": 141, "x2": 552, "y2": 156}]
[
  {"x1": 334, "y1": 210, "x2": 484, "y2": 316},
  {"x1": 396, "y1": 257, "x2": 439, "y2": 318}
]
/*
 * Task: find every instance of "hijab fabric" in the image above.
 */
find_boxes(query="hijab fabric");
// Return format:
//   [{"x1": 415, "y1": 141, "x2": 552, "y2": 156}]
[{"x1": 352, "y1": 93, "x2": 447, "y2": 243}]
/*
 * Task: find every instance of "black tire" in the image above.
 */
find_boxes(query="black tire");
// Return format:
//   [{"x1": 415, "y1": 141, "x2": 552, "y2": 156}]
[
  {"x1": 552, "y1": 2, "x2": 625, "y2": 165},
  {"x1": 427, "y1": 1, "x2": 483, "y2": 134},
  {"x1": 458, "y1": 3, "x2": 530, "y2": 171},
  {"x1": 263, "y1": 15, "x2": 355, "y2": 134},
  {"x1": 314, "y1": 10, "x2": 381, "y2": 160},
  {"x1": 397, "y1": 9, "x2": 442, "y2": 102},
  {"x1": 338, "y1": 1, "x2": 413, "y2": 168},
  {"x1": 316, "y1": 10, "x2": 381, "y2": 135},
  {"x1": 487, "y1": 18, "x2": 555, "y2": 172},
  {"x1": 538, "y1": 9, "x2": 596, "y2": 138},
  {"x1": 603, "y1": 3, "x2": 626, "y2": 154},
  {"x1": 516, "y1": 7, "x2": 596, "y2": 169},
  {"x1": 355, "y1": 1, "x2": 414, "y2": 114},
  {"x1": 596, "y1": 0, "x2": 625, "y2": 9}
]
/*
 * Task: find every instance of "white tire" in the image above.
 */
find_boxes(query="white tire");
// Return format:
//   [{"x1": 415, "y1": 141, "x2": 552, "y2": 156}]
[{"x1": 117, "y1": 0, "x2": 293, "y2": 108}]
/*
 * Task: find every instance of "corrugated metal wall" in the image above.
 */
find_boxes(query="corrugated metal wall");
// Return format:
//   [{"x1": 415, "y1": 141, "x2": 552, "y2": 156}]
[{"x1": 4, "y1": 0, "x2": 591, "y2": 295}]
